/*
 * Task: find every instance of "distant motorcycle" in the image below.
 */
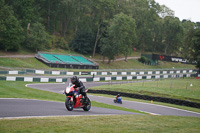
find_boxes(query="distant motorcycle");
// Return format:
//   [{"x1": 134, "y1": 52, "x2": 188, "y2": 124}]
[
  {"x1": 64, "y1": 84, "x2": 91, "y2": 111},
  {"x1": 114, "y1": 96, "x2": 122, "y2": 104}
]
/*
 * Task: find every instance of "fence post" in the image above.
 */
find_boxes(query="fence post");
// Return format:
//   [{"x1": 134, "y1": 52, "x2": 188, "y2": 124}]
[
  {"x1": 170, "y1": 80, "x2": 173, "y2": 88},
  {"x1": 157, "y1": 80, "x2": 158, "y2": 88},
  {"x1": 186, "y1": 82, "x2": 188, "y2": 89}
]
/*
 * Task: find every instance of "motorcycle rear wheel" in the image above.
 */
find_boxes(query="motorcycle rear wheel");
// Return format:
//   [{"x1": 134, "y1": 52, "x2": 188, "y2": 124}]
[
  {"x1": 83, "y1": 97, "x2": 91, "y2": 111},
  {"x1": 65, "y1": 97, "x2": 74, "y2": 111}
]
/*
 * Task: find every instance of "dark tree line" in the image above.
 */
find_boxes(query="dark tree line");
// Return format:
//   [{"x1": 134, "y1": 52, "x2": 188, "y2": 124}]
[{"x1": 0, "y1": 0, "x2": 199, "y2": 65}]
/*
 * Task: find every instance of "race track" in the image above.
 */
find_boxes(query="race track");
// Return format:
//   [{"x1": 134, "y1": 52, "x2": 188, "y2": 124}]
[
  {"x1": 0, "y1": 98, "x2": 138, "y2": 119},
  {"x1": 26, "y1": 82, "x2": 200, "y2": 117}
]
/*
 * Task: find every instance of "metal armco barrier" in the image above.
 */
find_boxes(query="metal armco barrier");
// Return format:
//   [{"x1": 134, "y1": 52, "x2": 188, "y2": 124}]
[
  {"x1": 0, "y1": 73, "x2": 195, "y2": 82},
  {"x1": 0, "y1": 69, "x2": 196, "y2": 76},
  {"x1": 88, "y1": 90, "x2": 200, "y2": 109}
]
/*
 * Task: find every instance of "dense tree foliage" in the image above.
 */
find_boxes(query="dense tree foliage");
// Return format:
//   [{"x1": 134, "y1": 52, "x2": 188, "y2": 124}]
[
  {"x1": 69, "y1": 30, "x2": 95, "y2": 54},
  {"x1": 0, "y1": 0, "x2": 199, "y2": 64},
  {"x1": 26, "y1": 22, "x2": 50, "y2": 52},
  {"x1": 0, "y1": 2, "x2": 24, "y2": 51},
  {"x1": 184, "y1": 29, "x2": 200, "y2": 72},
  {"x1": 100, "y1": 13, "x2": 137, "y2": 62}
]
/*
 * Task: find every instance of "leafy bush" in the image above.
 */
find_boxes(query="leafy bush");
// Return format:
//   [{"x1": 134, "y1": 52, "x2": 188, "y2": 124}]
[
  {"x1": 138, "y1": 56, "x2": 146, "y2": 63},
  {"x1": 26, "y1": 22, "x2": 50, "y2": 52},
  {"x1": 138, "y1": 56, "x2": 151, "y2": 64}
]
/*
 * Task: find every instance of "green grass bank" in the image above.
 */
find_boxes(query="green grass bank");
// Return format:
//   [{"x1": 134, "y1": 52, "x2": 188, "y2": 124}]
[
  {"x1": 0, "y1": 115, "x2": 200, "y2": 133},
  {"x1": 91, "y1": 78, "x2": 200, "y2": 103}
]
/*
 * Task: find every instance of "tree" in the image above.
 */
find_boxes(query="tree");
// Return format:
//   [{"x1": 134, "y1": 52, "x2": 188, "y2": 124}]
[
  {"x1": 5, "y1": 0, "x2": 40, "y2": 29},
  {"x1": 69, "y1": 30, "x2": 95, "y2": 54},
  {"x1": 91, "y1": 0, "x2": 117, "y2": 58},
  {"x1": 184, "y1": 29, "x2": 200, "y2": 72},
  {"x1": 163, "y1": 16, "x2": 184, "y2": 54},
  {"x1": 26, "y1": 22, "x2": 50, "y2": 52},
  {"x1": 0, "y1": 4, "x2": 24, "y2": 51},
  {"x1": 100, "y1": 36, "x2": 119, "y2": 64},
  {"x1": 158, "y1": 5, "x2": 174, "y2": 18},
  {"x1": 192, "y1": 30, "x2": 200, "y2": 73},
  {"x1": 108, "y1": 12, "x2": 137, "y2": 61}
]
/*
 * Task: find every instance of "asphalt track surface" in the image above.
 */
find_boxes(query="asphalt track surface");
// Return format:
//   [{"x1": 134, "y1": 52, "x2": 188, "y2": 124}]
[
  {"x1": 0, "y1": 82, "x2": 142, "y2": 119},
  {"x1": 26, "y1": 82, "x2": 200, "y2": 117},
  {"x1": 0, "y1": 98, "x2": 137, "y2": 118}
]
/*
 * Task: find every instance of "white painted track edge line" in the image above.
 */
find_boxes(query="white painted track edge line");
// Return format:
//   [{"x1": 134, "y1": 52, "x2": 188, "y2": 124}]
[
  {"x1": 0, "y1": 114, "x2": 120, "y2": 120},
  {"x1": 139, "y1": 110, "x2": 161, "y2": 115}
]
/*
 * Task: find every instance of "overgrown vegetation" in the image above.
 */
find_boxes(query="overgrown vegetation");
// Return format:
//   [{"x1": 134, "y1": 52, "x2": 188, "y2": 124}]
[{"x1": 0, "y1": 0, "x2": 199, "y2": 66}]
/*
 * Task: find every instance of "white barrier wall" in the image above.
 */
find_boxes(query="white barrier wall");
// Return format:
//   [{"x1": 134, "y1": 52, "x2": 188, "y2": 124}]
[
  {"x1": 105, "y1": 77, "x2": 111, "y2": 81},
  {"x1": 35, "y1": 70, "x2": 45, "y2": 74},
  {"x1": 116, "y1": 77, "x2": 122, "y2": 80},
  {"x1": 6, "y1": 77, "x2": 16, "y2": 81},
  {"x1": 148, "y1": 71, "x2": 152, "y2": 74},
  {"x1": 52, "y1": 71, "x2": 60, "y2": 75},
  {"x1": 8, "y1": 71, "x2": 18, "y2": 74},
  {"x1": 40, "y1": 78, "x2": 49, "y2": 82},
  {"x1": 137, "y1": 76, "x2": 142, "y2": 79},
  {"x1": 111, "y1": 72, "x2": 117, "y2": 75},
  {"x1": 24, "y1": 77, "x2": 33, "y2": 82}
]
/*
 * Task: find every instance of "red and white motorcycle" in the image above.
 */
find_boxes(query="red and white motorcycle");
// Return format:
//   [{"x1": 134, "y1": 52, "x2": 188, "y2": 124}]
[{"x1": 64, "y1": 84, "x2": 91, "y2": 111}]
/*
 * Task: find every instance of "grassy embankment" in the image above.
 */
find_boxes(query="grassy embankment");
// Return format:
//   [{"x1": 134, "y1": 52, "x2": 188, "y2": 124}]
[
  {"x1": 0, "y1": 57, "x2": 196, "y2": 70},
  {"x1": 0, "y1": 48, "x2": 196, "y2": 70},
  {"x1": 0, "y1": 81, "x2": 141, "y2": 114},
  {"x1": 91, "y1": 78, "x2": 200, "y2": 103},
  {"x1": 0, "y1": 115, "x2": 200, "y2": 133}
]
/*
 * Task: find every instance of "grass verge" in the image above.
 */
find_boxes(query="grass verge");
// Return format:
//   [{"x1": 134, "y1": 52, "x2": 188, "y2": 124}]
[
  {"x1": 91, "y1": 78, "x2": 200, "y2": 103},
  {"x1": 0, "y1": 81, "x2": 141, "y2": 114},
  {"x1": 0, "y1": 115, "x2": 200, "y2": 133}
]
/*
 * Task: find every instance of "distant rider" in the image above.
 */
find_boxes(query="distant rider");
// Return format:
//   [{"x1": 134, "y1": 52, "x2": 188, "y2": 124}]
[
  {"x1": 115, "y1": 94, "x2": 121, "y2": 101},
  {"x1": 71, "y1": 76, "x2": 87, "y2": 102}
]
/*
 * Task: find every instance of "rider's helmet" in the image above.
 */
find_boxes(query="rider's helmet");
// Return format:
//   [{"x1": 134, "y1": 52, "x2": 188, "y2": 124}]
[
  {"x1": 117, "y1": 94, "x2": 120, "y2": 97},
  {"x1": 71, "y1": 76, "x2": 78, "y2": 84}
]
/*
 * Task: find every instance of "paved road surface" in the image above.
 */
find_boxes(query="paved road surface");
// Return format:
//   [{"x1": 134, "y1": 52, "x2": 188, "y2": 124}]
[
  {"x1": 27, "y1": 83, "x2": 200, "y2": 117},
  {"x1": 0, "y1": 98, "x2": 138, "y2": 119},
  {"x1": 0, "y1": 55, "x2": 35, "y2": 58},
  {"x1": 94, "y1": 56, "x2": 140, "y2": 61}
]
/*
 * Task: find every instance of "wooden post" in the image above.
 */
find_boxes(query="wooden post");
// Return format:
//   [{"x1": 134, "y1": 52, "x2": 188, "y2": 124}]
[
  {"x1": 170, "y1": 80, "x2": 173, "y2": 88},
  {"x1": 157, "y1": 80, "x2": 158, "y2": 88},
  {"x1": 186, "y1": 82, "x2": 188, "y2": 89}
]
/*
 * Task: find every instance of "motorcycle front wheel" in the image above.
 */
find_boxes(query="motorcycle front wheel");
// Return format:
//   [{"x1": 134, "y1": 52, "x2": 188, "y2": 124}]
[{"x1": 65, "y1": 97, "x2": 74, "y2": 111}]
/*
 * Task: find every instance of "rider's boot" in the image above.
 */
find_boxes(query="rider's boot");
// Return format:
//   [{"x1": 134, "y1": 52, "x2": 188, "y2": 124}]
[{"x1": 82, "y1": 93, "x2": 87, "y2": 104}]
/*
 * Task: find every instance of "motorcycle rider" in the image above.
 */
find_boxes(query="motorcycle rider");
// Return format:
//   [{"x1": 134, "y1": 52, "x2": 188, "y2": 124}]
[
  {"x1": 71, "y1": 76, "x2": 87, "y2": 103},
  {"x1": 115, "y1": 94, "x2": 121, "y2": 101}
]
